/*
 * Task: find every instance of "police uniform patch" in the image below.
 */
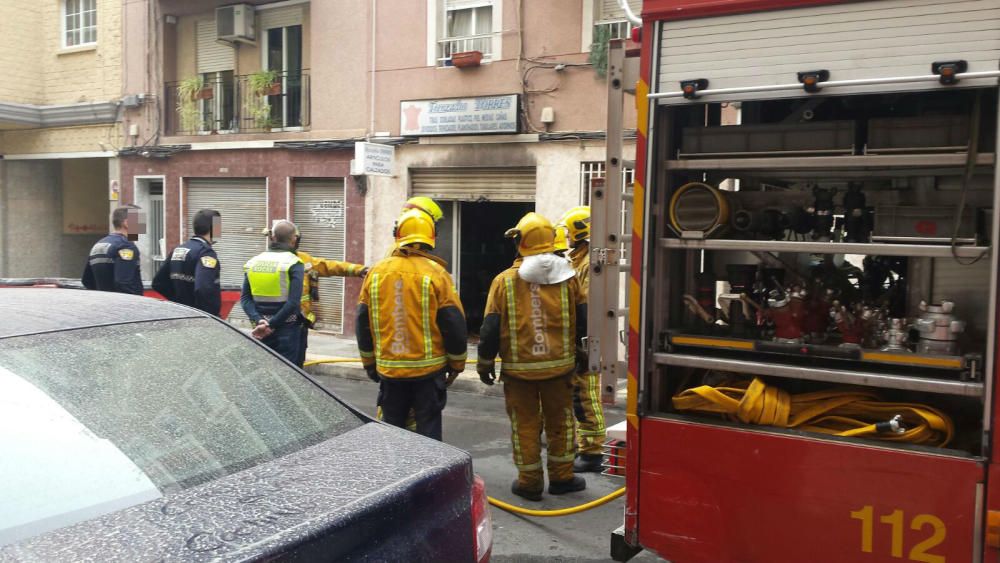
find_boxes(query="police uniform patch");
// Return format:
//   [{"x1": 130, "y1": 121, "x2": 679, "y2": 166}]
[
  {"x1": 118, "y1": 248, "x2": 135, "y2": 260},
  {"x1": 200, "y1": 256, "x2": 218, "y2": 268}
]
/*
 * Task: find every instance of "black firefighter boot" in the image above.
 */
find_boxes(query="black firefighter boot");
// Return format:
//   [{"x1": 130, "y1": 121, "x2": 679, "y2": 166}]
[
  {"x1": 511, "y1": 480, "x2": 543, "y2": 502},
  {"x1": 573, "y1": 453, "x2": 604, "y2": 473},
  {"x1": 548, "y1": 475, "x2": 587, "y2": 495}
]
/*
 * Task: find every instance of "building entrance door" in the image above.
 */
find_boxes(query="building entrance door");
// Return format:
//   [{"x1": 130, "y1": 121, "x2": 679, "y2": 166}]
[{"x1": 457, "y1": 201, "x2": 533, "y2": 335}]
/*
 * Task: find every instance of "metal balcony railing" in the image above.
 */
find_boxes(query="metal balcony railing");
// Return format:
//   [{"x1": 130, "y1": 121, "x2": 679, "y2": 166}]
[
  {"x1": 165, "y1": 70, "x2": 310, "y2": 136},
  {"x1": 437, "y1": 34, "x2": 493, "y2": 66},
  {"x1": 595, "y1": 19, "x2": 633, "y2": 41}
]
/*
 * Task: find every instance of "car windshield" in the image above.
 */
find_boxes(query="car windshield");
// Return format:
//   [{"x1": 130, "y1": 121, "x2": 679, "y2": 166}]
[{"x1": 0, "y1": 318, "x2": 363, "y2": 546}]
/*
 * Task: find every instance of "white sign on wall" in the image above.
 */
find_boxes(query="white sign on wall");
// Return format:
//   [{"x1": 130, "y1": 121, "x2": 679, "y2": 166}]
[
  {"x1": 400, "y1": 95, "x2": 519, "y2": 136},
  {"x1": 352, "y1": 142, "x2": 395, "y2": 176}
]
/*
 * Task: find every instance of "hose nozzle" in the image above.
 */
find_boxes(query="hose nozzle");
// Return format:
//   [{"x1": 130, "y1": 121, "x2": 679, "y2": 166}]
[{"x1": 875, "y1": 414, "x2": 905, "y2": 434}]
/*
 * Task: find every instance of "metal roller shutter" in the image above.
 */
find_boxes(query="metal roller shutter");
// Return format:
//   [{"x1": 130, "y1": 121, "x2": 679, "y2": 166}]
[
  {"x1": 196, "y1": 20, "x2": 235, "y2": 74},
  {"x1": 657, "y1": 0, "x2": 1000, "y2": 103},
  {"x1": 410, "y1": 167, "x2": 536, "y2": 201},
  {"x1": 293, "y1": 178, "x2": 347, "y2": 332},
  {"x1": 259, "y1": 5, "x2": 303, "y2": 31},
  {"x1": 185, "y1": 178, "x2": 267, "y2": 294}
]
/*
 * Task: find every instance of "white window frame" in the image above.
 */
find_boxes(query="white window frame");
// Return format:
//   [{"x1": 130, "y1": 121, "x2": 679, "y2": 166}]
[
  {"x1": 426, "y1": 0, "x2": 502, "y2": 68},
  {"x1": 62, "y1": 0, "x2": 97, "y2": 49},
  {"x1": 259, "y1": 25, "x2": 305, "y2": 132},
  {"x1": 583, "y1": 0, "x2": 636, "y2": 52},
  {"x1": 579, "y1": 161, "x2": 634, "y2": 205},
  {"x1": 197, "y1": 71, "x2": 236, "y2": 134}
]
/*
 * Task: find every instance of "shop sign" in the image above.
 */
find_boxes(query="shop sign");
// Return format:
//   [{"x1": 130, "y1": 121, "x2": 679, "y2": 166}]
[
  {"x1": 400, "y1": 95, "x2": 519, "y2": 136},
  {"x1": 352, "y1": 142, "x2": 395, "y2": 176}
]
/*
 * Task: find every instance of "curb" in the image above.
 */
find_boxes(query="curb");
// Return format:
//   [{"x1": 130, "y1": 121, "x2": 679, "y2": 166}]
[{"x1": 304, "y1": 361, "x2": 506, "y2": 398}]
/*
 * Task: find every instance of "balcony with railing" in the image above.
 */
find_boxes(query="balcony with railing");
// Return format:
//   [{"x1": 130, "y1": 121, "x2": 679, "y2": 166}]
[
  {"x1": 437, "y1": 34, "x2": 494, "y2": 67},
  {"x1": 164, "y1": 70, "x2": 310, "y2": 136},
  {"x1": 594, "y1": 19, "x2": 634, "y2": 42}
]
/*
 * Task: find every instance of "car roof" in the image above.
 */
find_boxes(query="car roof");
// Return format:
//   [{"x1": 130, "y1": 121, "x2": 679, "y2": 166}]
[{"x1": 0, "y1": 288, "x2": 205, "y2": 339}]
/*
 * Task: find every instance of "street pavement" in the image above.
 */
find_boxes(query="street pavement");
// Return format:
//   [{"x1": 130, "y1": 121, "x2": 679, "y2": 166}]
[{"x1": 313, "y1": 374, "x2": 662, "y2": 563}]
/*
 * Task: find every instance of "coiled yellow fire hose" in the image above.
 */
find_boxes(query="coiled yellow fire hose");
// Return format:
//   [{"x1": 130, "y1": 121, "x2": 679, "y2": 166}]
[
  {"x1": 673, "y1": 377, "x2": 954, "y2": 447},
  {"x1": 305, "y1": 356, "x2": 627, "y2": 516}
]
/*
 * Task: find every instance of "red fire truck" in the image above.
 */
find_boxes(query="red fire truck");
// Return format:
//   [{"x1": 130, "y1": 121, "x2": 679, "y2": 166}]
[{"x1": 591, "y1": 1, "x2": 1000, "y2": 561}]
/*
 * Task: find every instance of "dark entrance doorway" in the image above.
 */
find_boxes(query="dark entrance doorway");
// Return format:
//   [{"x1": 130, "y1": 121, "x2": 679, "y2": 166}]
[
  {"x1": 427, "y1": 200, "x2": 534, "y2": 335},
  {"x1": 459, "y1": 201, "x2": 533, "y2": 335}
]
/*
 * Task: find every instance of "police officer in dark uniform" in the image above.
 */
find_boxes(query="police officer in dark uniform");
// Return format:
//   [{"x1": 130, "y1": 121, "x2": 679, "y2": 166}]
[
  {"x1": 153, "y1": 209, "x2": 222, "y2": 315},
  {"x1": 82, "y1": 206, "x2": 143, "y2": 295}
]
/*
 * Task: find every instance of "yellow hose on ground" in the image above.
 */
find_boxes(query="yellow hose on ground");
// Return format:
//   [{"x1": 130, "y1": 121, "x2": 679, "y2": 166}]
[
  {"x1": 488, "y1": 487, "x2": 625, "y2": 517},
  {"x1": 673, "y1": 377, "x2": 954, "y2": 447},
  {"x1": 307, "y1": 356, "x2": 621, "y2": 517}
]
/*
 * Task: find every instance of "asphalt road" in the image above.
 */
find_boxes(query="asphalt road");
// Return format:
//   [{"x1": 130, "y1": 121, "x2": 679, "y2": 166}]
[{"x1": 316, "y1": 376, "x2": 663, "y2": 563}]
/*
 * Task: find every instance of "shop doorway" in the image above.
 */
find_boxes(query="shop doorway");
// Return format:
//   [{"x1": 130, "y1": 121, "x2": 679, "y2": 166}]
[{"x1": 430, "y1": 200, "x2": 533, "y2": 335}]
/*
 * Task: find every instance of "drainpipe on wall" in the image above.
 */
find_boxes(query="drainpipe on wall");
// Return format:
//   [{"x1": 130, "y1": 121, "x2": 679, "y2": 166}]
[{"x1": 369, "y1": 0, "x2": 377, "y2": 138}]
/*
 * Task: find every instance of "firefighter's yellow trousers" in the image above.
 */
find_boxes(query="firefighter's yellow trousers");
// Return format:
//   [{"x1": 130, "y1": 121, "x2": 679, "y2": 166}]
[
  {"x1": 502, "y1": 373, "x2": 576, "y2": 490},
  {"x1": 573, "y1": 371, "x2": 607, "y2": 455}
]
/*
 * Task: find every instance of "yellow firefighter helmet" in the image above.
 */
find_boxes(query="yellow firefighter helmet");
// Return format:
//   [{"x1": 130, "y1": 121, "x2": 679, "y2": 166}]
[
  {"x1": 403, "y1": 196, "x2": 444, "y2": 223},
  {"x1": 553, "y1": 223, "x2": 570, "y2": 253},
  {"x1": 560, "y1": 206, "x2": 591, "y2": 243},
  {"x1": 394, "y1": 208, "x2": 436, "y2": 249},
  {"x1": 505, "y1": 212, "x2": 556, "y2": 257}
]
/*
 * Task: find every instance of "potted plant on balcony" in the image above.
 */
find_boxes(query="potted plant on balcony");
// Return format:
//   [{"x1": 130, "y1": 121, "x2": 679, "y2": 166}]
[
  {"x1": 451, "y1": 50, "x2": 483, "y2": 68},
  {"x1": 247, "y1": 69, "x2": 281, "y2": 129},
  {"x1": 176, "y1": 76, "x2": 205, "y2": 133}
]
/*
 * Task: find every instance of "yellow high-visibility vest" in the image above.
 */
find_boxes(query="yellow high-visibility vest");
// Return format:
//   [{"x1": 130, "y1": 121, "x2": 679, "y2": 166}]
[{"x1": 244, "y1": 251, "x2": 303, "y2": 303}]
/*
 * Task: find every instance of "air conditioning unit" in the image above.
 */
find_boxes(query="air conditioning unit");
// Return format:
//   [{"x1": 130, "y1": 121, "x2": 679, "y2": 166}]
[{"x1": 216, "y1": 4, "x2": 255, "y2": 43}]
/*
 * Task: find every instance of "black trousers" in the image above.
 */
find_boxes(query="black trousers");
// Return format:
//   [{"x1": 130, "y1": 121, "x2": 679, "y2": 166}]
[
  {"x1": 261, "y1": 322, "x2": 301, "y2": 365},
  {"x1": 379, "y1": 373, "x2": 448, "y2": 441},
  {"x1": 296, "y1": 325, "x2": 309, "y2": 367}
]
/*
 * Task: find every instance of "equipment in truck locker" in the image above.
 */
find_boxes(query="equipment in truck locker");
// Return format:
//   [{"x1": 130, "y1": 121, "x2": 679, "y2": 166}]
[{"x1": 607, "y1": 0, "x2": 1000, "y2": 560}]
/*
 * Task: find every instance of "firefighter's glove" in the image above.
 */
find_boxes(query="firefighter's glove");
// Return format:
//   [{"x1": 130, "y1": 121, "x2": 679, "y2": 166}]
[
  {"x1": 444, "y1": 367, "x2": 461, "y2": 387},
  {"x1": 365, "y1": 365, "x2": 380, "y2": 383},
  {"x1": 477, "y1": 360, "x2": 496, "y2": 386}
]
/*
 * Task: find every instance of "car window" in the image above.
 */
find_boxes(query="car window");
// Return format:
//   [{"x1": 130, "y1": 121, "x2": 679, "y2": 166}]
[{"x1": 0, "y1": 318, "x2": 363, "y2": 545}]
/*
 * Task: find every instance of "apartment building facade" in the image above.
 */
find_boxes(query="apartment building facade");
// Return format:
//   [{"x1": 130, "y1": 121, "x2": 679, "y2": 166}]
[
  {"x1": 116, "y1": 0, "x2": 637, "y2": 335},
  {"x1": 368, "y1": 0, "x2": 638, "y2": 332},
  {"x1": 0, "y1": 0, "x2": 126, "y2": 278}
]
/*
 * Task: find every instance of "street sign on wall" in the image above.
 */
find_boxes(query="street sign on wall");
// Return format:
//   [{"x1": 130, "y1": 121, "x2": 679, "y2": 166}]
[
  {"x1": 400, "y1": 94, "x2": 519, "y2": 136},
  {"x1": 352, "y1": 142, "x2": 395, "y2": 176}
]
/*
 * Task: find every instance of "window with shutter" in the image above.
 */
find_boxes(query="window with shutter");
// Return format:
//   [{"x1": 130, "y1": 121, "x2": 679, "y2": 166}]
[
  {"x1": 594, "y1": 0, "x2": 640, "y2": 41},
  {"x1": 195, "y1": 20, "x2": 236, "y2": 132},
  {"x1": 435, "y1": 0, "x2": 497, "y2": 67}
]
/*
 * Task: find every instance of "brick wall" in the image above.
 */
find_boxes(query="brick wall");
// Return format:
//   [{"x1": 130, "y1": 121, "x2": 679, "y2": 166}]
[
  {"x1": 0, "y1": 0, "x2": 122, "y2": 106},
  {"x1": 0, "y1": 3, "x2": 44, "y2": 104},
  {"x1": 0, "y1": 0, "x2": 124, "y2": 155}
]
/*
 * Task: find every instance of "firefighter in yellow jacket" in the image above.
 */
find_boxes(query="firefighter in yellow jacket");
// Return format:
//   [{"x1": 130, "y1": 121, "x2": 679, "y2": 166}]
[
  {"x1": 559, "y1": 205, "x2": 607, "y2": 473},
  {"x1": 296, "y1": 245, "x2": 367, "y2": 367},
  {"x1": 356, "y1": 208, "x2": 468, "y2": 441},
  {"x1": 478, "y1": 212, "x2": 588, "y2": 501},
  {"x1": 374, "y1": 197, "x2": 446, "y2": 428}
]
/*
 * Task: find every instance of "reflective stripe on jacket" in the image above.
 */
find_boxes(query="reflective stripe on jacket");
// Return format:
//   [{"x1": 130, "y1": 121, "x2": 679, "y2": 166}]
[
  {"x1": 245, "y1": 251, "x2": 303, "y2": 303},
  {"x1": 478, "y1": 258, "x2": 587, "y2": 381},
  {"x1": 356, "y1": 246, "x2": 467, "y2": 379},
  {"x1": 297, "y1": 250, "x2": 366, "y2": 325}
]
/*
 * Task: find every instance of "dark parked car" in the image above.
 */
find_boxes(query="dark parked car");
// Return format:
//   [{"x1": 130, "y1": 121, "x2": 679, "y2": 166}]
[{"x1": 0, "y1": 288, "x2": 492, "y2": 562}]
